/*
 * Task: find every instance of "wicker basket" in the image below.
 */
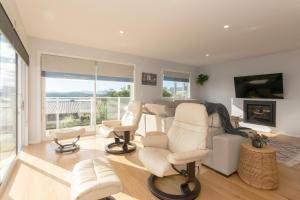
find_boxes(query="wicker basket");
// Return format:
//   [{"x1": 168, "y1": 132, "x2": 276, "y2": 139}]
[{"x1": 238, "y1": 142, "x2": 279, "y2": 189}]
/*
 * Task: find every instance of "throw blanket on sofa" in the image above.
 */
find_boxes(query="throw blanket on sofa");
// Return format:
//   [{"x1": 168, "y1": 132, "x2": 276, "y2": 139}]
[{"x1": 205, "y1": 102, "x2": 253, "y2": 138}]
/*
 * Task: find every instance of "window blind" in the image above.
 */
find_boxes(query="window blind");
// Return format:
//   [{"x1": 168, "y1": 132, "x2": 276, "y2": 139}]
[
  {"x1": 163, "y1": 70, "x2": 189, "y2": 82},
  {"x1": 41, "y1": 54, "x2": 134, "y2": 82},
  {"x1": 96, "y1": 62, "x2": 134, "y2": 82}
]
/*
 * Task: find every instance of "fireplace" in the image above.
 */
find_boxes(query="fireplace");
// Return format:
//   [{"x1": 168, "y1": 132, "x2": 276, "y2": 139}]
[{"x1": 244, "y1": 100, "x2": 276, "y2": 127}]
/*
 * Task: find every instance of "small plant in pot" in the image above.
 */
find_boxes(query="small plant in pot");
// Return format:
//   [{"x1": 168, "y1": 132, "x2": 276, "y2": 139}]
[
  {"x1": 197, "y1": 74, "x2": 209, "y2": 85},
  {"x1": 250, "y1": 133, "x2": 269, "y2": 148}
]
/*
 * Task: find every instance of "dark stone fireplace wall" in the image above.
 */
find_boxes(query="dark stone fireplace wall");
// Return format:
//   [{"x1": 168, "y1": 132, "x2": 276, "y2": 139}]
[{"x1": 243, "y1": 100, "x2": 276, "y2": 127}]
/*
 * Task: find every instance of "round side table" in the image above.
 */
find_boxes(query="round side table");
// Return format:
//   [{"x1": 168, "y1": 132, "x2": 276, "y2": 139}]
[{"x1": 238, "y1": 142, "x2": 279, "y2": 189}]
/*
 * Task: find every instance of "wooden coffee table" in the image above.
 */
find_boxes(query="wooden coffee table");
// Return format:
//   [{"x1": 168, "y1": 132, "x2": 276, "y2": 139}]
[{"x1": 238, "y1": 142, "x2": 279, "y2": 189}]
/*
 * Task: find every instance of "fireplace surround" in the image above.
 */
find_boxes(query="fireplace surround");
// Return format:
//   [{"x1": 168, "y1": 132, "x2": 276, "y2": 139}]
[{"x1": 244, "y1": 100, "x2": 276, "y2": 127}]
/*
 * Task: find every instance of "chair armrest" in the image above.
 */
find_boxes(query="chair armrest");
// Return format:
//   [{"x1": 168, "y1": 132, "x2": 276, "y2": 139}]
[
  {"x1": 141, "y1": 131, "x2": 168, "y2": 149},
  {"x1": 167, "y1": 149, "x2": 209, "y2": 165},
  {"x1": 102, "y1": 120, "x2": 121, "y2": 127}
]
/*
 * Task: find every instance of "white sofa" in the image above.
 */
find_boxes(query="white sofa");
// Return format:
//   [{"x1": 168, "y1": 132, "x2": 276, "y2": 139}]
[
  {"x1": 137, "y1": 113, "x2": 173, "y2": 136},
  {"x1": 203, "y1": 113, "x2": 247, "y2": 176},
  {"x1": 137, "y1": 101, "x2": 246, "y2": 176},
  {"x1": 137, "y1": 100, "x2": 202, "y2": 136}
]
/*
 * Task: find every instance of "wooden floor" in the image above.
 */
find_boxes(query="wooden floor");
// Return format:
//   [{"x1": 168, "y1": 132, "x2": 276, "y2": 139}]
[{"x1": 1, "y1": 134, "x2": 300, "y2": 200}]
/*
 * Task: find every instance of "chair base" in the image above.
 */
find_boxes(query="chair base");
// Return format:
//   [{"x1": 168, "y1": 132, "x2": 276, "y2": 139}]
[
  {"x1": 105, "y1": 131, "x2": 136, "y2": 155},
  {"x1": 105, "y1": 141, "x2": 136, "y2": 155},
  {"x1": 147, "y1": 175, "x2": 201, "y2": 200},
  {"x1": 102, "y1": 196, "x2": 115, "y2": 200},
  {"x1": 54, "y1": 136, "x2": 80, "y2": 153},
  {"x1": 55, "y1": 144, "x2": 80, "y2": 153}
]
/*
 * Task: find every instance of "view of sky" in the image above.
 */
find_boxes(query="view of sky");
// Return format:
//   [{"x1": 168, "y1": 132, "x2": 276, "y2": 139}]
[
  {"x1": 45, "y1": 77, "x2": 132, "y2": 93},
  {"x1": 45, "y1": 78, "x2": 177, "y2": 93}
]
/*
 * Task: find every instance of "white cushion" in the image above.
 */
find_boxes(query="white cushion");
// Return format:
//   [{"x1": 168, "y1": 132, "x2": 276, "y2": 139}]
[
  {"x1": 168, "y1": 121, "x2": 207, "y2": 153},
  {"x1": 71, "y1": 157, "x2": 122, "y2": 200},
  {"x1": 51, "y1": 127, "x2": 85, "y2": 140},
  {"x1": 143, "y1": 103, "x2": 171, "y2": 117},
  {"x1": 138, "y1": 147, "x2": 176, "y2": 177},
  {"x1": 141, "y1": 131, "x2": 168, "y2": 149},
  {"x1": 167, "y1": 104, "x2": 208, "y2": 153},
  {"x1": 98, "y1": 101, "x2": 142, "y2": 139},
  {"x1": 174, "y1": 103, "x2": 208, "y2": 127},
  {"x1": 139, "y1": 103, "x2": 209, "y2": 177},
  {"x1": 98, "y1": 125, "x2": 114, "y2": 138},
  {"x1": 121, "y1": 101, "x2": 142, "y2": 126}
]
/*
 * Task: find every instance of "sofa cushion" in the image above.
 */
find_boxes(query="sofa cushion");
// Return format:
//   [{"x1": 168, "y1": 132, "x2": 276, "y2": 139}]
[
  {"x1": 51, "y1": 127, "x2": 85, "y2": 140},
  {"x1": 154, "y1": 100, "x2": 176, "y2": 108},
  {"x1": 206, "y1": 127, "x2": 224, "y2": 149},
  {"x1": 174, "y1": 99, "x2": 202, "y2": 107},
  {"x1": 143, "y1": 103, "x2": 172, "y2": 117}
]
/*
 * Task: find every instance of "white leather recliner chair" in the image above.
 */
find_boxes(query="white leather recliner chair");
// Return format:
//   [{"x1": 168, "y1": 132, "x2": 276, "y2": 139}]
[
  {"x1": 98, "y1": 101, "x2": 142, "y2": 154},
  {"x1": 139, "y1": 103, "x2": 209, "y2": 200}
]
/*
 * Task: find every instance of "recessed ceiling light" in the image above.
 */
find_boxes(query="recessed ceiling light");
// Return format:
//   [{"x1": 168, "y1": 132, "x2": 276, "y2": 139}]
[
  {"x1": 119, "y1": 30, "x2": 125, "y2": 34},
  {"x1": 205, "y1": 54, "x2": 210, "y2": 57},
  {"x1": 224, "y1": 25, "x2": 230, "y2": 29}
]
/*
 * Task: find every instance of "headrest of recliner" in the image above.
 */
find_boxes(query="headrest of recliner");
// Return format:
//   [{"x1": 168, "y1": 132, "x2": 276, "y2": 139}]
[
  {"x1": 127, "y1": 101, "x2": 142, "y2": 113},
  {"x1": 175, "y1": 103, "x2": 208, "y2": 127}
]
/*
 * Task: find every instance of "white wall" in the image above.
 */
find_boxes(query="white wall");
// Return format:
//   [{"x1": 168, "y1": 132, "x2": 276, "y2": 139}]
[
  {"x1": 198, "y1": 49, "x2": 300, "y2": 137},
  {"x1": 28, "y1": 37, "x2": 201, "y2": 144}
]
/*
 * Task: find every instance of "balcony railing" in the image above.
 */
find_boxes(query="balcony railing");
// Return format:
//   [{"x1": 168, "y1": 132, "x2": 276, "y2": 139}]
[{"x1": 45, "y1": 97, "x2": 131, "y2": 130}]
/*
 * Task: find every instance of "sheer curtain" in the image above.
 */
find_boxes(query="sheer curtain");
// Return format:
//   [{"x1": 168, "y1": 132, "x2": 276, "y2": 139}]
[{"x1": 0, "y1": 32, "x2": 17, "y2": 184}]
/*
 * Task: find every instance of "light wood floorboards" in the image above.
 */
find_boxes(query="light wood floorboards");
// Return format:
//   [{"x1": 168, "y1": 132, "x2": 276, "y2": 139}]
[{"x1": 1, "y1": 135, "x2": 300, "y2": 200}]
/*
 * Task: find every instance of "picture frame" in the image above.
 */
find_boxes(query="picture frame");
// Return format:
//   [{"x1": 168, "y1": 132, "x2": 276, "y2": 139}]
[{"x1": 142, "y1": 72, "x2": 157, "y2": 86}]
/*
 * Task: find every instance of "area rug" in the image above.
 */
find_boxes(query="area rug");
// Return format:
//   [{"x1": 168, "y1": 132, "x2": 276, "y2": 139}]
[{"x1": 269, "y1": 139, "x2": 300, "y2": 167}]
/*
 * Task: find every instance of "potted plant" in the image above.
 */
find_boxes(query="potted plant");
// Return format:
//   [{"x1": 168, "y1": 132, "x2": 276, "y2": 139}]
[
  {"x1": 197, "y1": 74, "x2": 209, "y2": 85},
  {"x1": 250, "y1": 133, "x2": 269, "y2": 148}
]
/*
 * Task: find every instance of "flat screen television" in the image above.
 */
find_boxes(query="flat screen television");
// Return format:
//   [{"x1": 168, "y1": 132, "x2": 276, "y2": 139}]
[{"x1": 234, "y1": 73, "x2": 284, "y2": 99}]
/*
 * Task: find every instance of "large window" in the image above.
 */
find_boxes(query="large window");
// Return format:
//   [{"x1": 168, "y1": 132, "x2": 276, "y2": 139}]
[
  {"x1": 163, "y1": 70, "x2": 190, "y2": 99},
  {"x1": 0, "y1": 32, "x2": 16, "y2": 184},
  {"x1": 96, "y1": 80, "x2": 131, "y2": 124},
  {"x1": 45, "y1": 76, "x2": 94, "y2": 130},
  {"x1": 41, "y1": 54, "x2": 134, "y2": 136}
]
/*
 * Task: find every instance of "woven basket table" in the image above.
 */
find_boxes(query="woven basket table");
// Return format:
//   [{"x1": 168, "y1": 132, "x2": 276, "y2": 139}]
[{"x1": 238, "y1": 142, "x2": 278, "y2": 189}]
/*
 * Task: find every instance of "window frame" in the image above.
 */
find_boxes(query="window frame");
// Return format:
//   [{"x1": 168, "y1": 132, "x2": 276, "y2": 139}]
[
  {"x1": 40, "y1": 53, "x2": 136, "y2": 141},
  {"x1": 161, "y1": 69, "x2": 191, "y2": 99}
]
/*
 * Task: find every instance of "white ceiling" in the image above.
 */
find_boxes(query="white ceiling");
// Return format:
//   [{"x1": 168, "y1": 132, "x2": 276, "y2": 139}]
[{"x1": 15, "y1": 0, "x2": 300, "y2": 66}]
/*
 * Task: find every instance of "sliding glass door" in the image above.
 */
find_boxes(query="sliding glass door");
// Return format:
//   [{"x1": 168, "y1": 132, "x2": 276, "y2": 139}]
[
  {"x1": 0, "y1": 31, "x2": 17, "y2": 184},
  {"x1": 17, "y1": 58, "x2": 28, "y2": 151},
  {"x1": 41, "y1": 54, "x2": 134, "y2": 138}
]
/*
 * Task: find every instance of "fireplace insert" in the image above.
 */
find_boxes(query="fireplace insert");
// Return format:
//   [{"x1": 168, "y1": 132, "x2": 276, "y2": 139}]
[{"x1": 244, "y1": 100, "x2": 276, "y2": 127}]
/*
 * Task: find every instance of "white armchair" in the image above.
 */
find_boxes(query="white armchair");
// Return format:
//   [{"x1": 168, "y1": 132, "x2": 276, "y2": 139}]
[
  {"x1": 98, "y1": 101, "x2": 142, "y2": 154},
  {"x1": 138, "y1": 103, "x2": 208, "y2": 200}
]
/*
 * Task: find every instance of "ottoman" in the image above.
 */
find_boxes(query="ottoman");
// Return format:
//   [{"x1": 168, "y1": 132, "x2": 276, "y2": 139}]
[
  {"x1": 71, "y1": 157, "x2": 122, "y2": 200},
  {"x1": 51, "y1": 127, "x2": 85, "y2": 153}
]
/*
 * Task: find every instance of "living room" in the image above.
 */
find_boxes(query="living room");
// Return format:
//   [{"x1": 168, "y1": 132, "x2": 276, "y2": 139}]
[{"x1": 0, "y1": 1, "x2": 300, "y2": 200}]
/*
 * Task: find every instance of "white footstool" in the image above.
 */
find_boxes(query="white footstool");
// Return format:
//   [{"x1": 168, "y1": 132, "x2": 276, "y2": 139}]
[
  {"x1": 51, "y1": 127, "x2": 85, "y2": 153},
  {"x1": 71, "y1": 157, "x2": 122, "y2": 200}
]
